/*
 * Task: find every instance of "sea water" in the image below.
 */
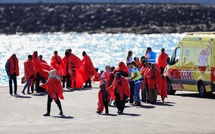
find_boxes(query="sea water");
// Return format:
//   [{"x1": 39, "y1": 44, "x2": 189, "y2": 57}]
[{"x1": 0, "y1": 32, "x2": 184, "y2": 85}]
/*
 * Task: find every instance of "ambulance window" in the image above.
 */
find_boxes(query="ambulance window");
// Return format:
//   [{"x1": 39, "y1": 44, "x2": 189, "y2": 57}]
[{"x1": 170, "y1": 47, "x2": 180, "y2": 65}]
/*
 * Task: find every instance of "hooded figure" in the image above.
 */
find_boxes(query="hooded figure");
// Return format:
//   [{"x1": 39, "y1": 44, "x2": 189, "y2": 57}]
[
  {"x1": 41, "y1": 70, "x2": 64, "y2": 116},
  {"x1": 108, "y1": 72, "x2": 130, "y2": 114}
]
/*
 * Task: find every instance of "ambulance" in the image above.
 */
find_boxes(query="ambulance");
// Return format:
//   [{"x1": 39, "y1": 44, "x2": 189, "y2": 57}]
[{"x1": 165, "y1": 32, "x2": 215, "y2": 97}]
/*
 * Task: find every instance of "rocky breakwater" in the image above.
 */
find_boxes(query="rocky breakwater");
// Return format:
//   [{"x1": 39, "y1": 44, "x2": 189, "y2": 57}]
[{"x1": 0, "y1": 4, "x2": 215, "y2": 34}]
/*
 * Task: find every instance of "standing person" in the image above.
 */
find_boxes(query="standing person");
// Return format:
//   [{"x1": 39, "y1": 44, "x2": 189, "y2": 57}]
[
  {"x1": 61, "y1": 51, "x2": 70, "y2": 89},
  {"x1": 142, "y1": 62, "x2": 152, "y2": 103},
  {"x1": 5, "y1": 54, "x2": 19, "y2": 96},
  {"x1": 157, "y1": 48, "x2": 169, "y2": 74},
  {"x1": 145, "y1": 47, "x2": 156, "y2": 63},
  {"x1": 67, "y1": 49, "x2": 82, "y2": 89},
  {"x1": 113, "y1": 61, "x2": 129, "y2": 77},
  {"x1": 127, "y1": 63, "x2": 135, "y2": 105},
  {"x1": 96, "y1": 83, "x2": 111, "y2": 115},
  {"x1": 158, "y1": 75, "x2": 168, "y2": 102},
  {"x1": 108, "y1": 72, "x2": 130, "y2": 114},
  {"x1": 51, "y1": 51, "x2": 62, "y2": 77},
  {"x1": 145, "y1": 64, "x2": 161, "y2": 104},
  {"x1": 22, "y1": 55, "x2": 36, "y2": 95},
  {"x1": 39, "y1": 55, "x2": 48, "y2": 64},
  {"x1": 110, "y1": 66, "x2": 115, "y2": 72},
  {"x1": 42, "y1": 70, "x2": 64, "y2": 116},
  {"x1": 101, "y1": 65, "x2": 111, "y2": 86},
  {"x1": 91, "y1": 68, "x2": 101, "y2": 82},
  {"x1": 106, "y1": 72, "x2": 115, "y2": 104},
  {"x1": 82, "y1": 51, "x2": 96, "y2": 88},
  {"x1": 140, "y1": 60, "x2": 148, "y2": 102},
  {"x1": 129, "y1": 61, "x2": 143, "y2": 106},
  {"x1": 32, "y1": 51, "x2": 43, "y2": 93},
  {"x1": 134, "y1": 57, "x2": 141, "y2": 70},
  {"x1": 126, "y1": 50, "x2": 133, "y2": 64}
]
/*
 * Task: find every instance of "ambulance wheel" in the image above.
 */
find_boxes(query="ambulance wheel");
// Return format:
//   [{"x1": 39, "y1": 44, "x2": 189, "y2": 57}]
[
  {"x1": 198, "y1": 82, "x2": 206, "y2": 97},
  {"x1": 167, "y1": 79, "x2": 176, "y2": 95}
]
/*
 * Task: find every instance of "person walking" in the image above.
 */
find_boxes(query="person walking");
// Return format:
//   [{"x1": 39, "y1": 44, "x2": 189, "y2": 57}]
[
  {"x1": 22, "y1": 55, "x2": 36, "y2": 95},
  {"x1": 157, "y1": 48, "x2": 169, "y2": 74},
  {"x1": 96, "y1": 83, "x2": 111, "y2": 115},
  {"x1": 108, "y1": 72, "x2": 130, "y2": 114},
  {"x1": 5, "y1": 54, "x2": 19, "y2": 96},
  {"x1": 42, "y1": 70, "x2": 64, "y2": 116}
]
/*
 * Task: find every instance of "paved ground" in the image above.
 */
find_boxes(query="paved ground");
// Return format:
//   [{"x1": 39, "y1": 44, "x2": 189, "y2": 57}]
[{"x1": 1, "y1": 83, "x2": 215, "y2": 134}]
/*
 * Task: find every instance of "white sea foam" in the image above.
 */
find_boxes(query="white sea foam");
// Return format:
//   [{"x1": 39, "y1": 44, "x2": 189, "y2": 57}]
[{"x1": 0, "y1": 33, "x2": 185, "y2": 85}]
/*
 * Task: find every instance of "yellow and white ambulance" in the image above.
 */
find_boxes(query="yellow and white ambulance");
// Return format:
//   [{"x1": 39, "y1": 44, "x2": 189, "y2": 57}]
[{"x1": 165, "y1": 32, "x2": 215, "y2": 97}]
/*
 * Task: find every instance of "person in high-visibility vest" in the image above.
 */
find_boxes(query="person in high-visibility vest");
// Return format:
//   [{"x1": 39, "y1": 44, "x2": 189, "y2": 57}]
[
  {"x1": 145, "y1": 47, "x2": 156, "y2": 64},
  {"x1": 128, "y1": 61, "x2": 143, "y2": 106}
]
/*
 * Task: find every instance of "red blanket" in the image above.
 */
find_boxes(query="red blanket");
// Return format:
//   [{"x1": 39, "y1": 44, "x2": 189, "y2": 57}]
[{"x1": 41, "y1": 78, "x2": 64, "y2": 101}]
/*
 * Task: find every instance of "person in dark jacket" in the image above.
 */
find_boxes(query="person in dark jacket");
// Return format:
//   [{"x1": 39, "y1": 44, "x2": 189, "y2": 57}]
[{"x1": 5, "y1": 54, "x2": 19, "y2": 96}]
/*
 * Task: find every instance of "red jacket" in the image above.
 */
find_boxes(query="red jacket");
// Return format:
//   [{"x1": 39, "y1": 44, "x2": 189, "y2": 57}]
[
  {"x1": 40, "y1": 62, "x2": 54, "y2": 80},
  {"x1": 6, "y1": 56, "x2": 19, "y2": 76},
  {"x1": 41, "y1": 77, "x2": 64, "y2": 101},
  {"x1": 113, "y1": 61, "x2": 129, "y2": 76},
  {"x1": 157, "y1": 52, "x2": 169, "y2": 69},
  {"x1": 51, "y1": 55, "x2": 62, "y2": 71},
  {"x1": 32, "y1": 54, "x2": 42, "y2": 73},
  {"x1": 145, "y1": 68, "x2": 161, "y2": 89},
  {"x1": 91, "y1": 72, "x2": 101, "y2": 82},
  {"x1": 158, "y1": 76, "x2": 168, "y2": 98},
  {"x1": 82, "y1": 54, "x2": 96, "y2": 78},
  {"x1": 69, "y1": 53, "x2": 82, "y2": 68},
  {"x1": 106, "y1": 72, "x2": 115, "y2": 100},
  {"x1": 24, "y1": 59, "x2": 35, "y2": 80},
  {"x1": 60, "y1": 56, "x2": 68, "y2": 76},
  {"x1": 108, "y1": 76, "x2": 130, "y2": 100},
  {"x1": 97, "y1": 89, "x2": 111, "y2": 112}
]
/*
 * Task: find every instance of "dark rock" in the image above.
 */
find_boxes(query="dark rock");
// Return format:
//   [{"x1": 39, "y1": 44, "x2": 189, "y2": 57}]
[{"x1": 0, "y1": 4, "x2": 215, "y2": 34}]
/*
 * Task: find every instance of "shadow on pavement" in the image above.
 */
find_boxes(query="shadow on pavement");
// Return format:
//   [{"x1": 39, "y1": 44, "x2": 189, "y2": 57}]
[
  {"x1": 52, "y1": 115, "x2": 74, "y2": 119},
  {"x1": 174, "y1": 93, "x2": 215, "y2": 99},
  {"x1": 63, "y1": 88, "x2": 93, "y2": 92},
  {"x1": 103, "y1": 113, "x2": 118, "y2": 116},
  {"x1": 137, "y1": 105, "x2": 155, "y2": 109},
  {"x1": 80, "y1": 88, "x2": 93, "y2": 91},
  {"x1": 63, "y1": 89, "x2": 75, "y2": 92},
  {"x1": 15, "y1": 95, "x2": 31, "y2": 98},
  {"x1": 31, "y1": 93, "x2": 47, "y2": 96},
  {"x1": 120, "y1": 113, "x2": 141, "y2": 116},
  {"x1": 154, "y1": 102, "x2": 174, "y2": 106}
]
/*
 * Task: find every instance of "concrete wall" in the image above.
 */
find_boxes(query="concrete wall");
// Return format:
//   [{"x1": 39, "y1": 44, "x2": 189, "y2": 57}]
[{"x1": 0, "y1": 0, "x2": 214, "y2": 4}]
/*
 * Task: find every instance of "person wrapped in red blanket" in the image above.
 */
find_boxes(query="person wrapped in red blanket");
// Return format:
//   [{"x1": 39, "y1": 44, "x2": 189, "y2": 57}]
[
  {"x1": 113, "y1": 61, "x2": 129, "y2": 77},
  {"x1": 96, "y1": 83, "x2": 111, "y2": 115},
  {"x1": 158, "y1": 74, "x2": 168, "y2": 102},
  {"x1": 144, "y1": 64, "x2": 161, "y2": 104},
  {"x1": 91, "y1": 68, "x2": 101, "y2": 82},
  {"x1": 108, "y1": 72, "x2": 130, "y2": 114},
  {"x1": 41, "y1": 70, "x2": 64, "y2": 116}
]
